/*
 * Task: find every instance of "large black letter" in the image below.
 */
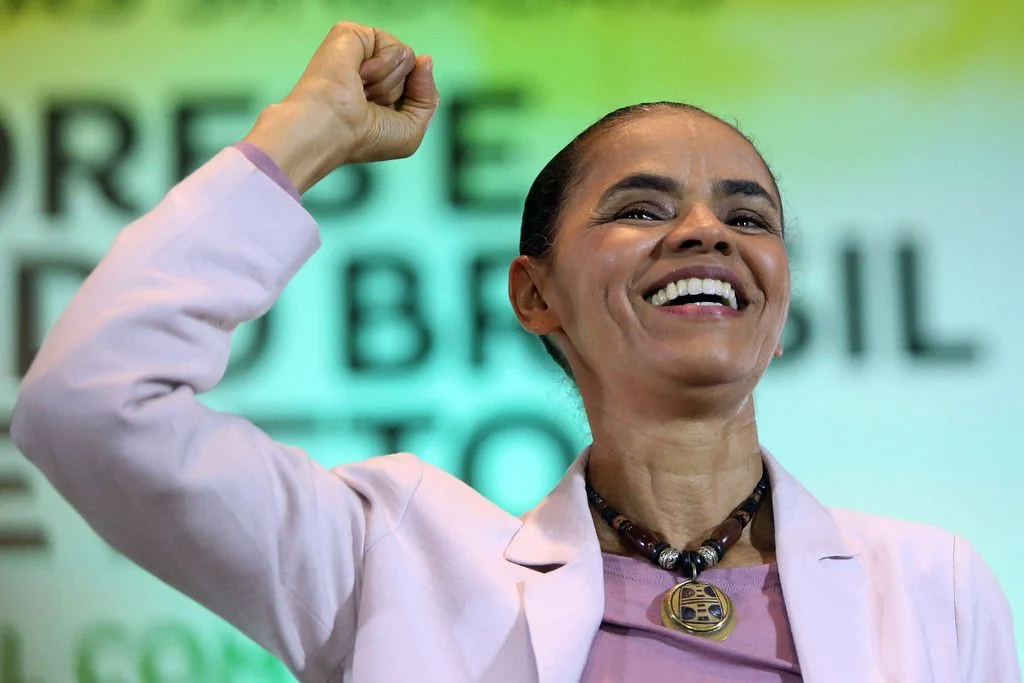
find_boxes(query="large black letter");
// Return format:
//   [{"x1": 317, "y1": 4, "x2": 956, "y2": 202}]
[
  {"x1": 0, "y1": 418, "x2": 48, "y2": 554},
  {"x1": 842, "y1": 242, "x2": 866, "y2": 358},
  {"x1": 354, "y1": 416, "x2": 433, "y2": 455},
  {"x1": 16, "y1": 258, "x2": 93, "y2": 377},
  {"x1": 772, "y1": 243, "x2": 810, "y2": 366},
  {"x1": 174, "y1": 96, "x2": 252, "y2": 181},
  {"x1": 446, "y1": 89, "x2": 524, "y2": 211},
  {"x1": 0, "y1": 110, "x2": 12, "y2": 207},
  {"x1": 303, "y1": 165, "x2": 373, "y2": 220},
  {"x1": 45, "y1": 100, "x2": 138, "y2": 216},
  {"x1": 343, "y1": 256, "x2": 433, "y2": 373},
  {"x1": 898, "y1": 240, "x2": 979, "y2": 362},
  {"x1": 0, "y1": 627, "x2": 38, "y2": 683}
]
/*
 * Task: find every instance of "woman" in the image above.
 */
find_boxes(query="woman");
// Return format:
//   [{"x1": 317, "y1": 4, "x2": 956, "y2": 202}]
[{"x1": 10, "y1": 21, "x2": 1018, "y2": 683}]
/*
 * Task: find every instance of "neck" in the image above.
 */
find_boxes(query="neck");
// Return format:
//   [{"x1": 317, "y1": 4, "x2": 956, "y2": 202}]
[{"x1": 584, "y1": 393, "x2": 775, "y2": 569}]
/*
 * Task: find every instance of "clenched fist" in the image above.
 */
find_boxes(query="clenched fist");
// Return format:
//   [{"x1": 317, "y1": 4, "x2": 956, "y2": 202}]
[{"x1": 244, "y1": 22, "x2": 439, "y2": 193}]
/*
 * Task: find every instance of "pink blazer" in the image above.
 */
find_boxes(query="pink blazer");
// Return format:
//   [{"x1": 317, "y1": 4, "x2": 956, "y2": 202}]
[{"x1": 12, "y1": 148, "x2": 1020, "y2": 683}]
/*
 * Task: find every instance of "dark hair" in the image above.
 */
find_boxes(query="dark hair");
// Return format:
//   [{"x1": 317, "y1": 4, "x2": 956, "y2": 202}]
[{"x1": 518, "y1": 101, "x2": 785, "y2": 381}]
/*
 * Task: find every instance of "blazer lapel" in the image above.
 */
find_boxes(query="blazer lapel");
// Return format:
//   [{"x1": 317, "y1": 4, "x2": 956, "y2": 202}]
[
  {"x1": 504, "y1": 450, "x2": 605, "y2": 683},
  {"x1": 764, "y1": 451, "x2": 880, "y2": 682}
]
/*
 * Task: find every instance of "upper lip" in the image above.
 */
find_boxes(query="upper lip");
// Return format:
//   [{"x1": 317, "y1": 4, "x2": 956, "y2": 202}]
[{"x1": 642, "y1": 264, "x2": 750, "y2": 307}]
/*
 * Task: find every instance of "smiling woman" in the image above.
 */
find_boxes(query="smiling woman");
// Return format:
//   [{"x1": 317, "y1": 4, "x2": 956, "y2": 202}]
[
  {"x1": 514, "y1": 102, "x2": 787, "y2": 386},
  {"x1": 8, "y1": 19, "x2": 1020, "y2": 683}
]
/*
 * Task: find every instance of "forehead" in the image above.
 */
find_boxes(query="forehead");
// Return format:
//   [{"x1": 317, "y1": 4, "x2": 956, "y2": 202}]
[{"x1": 573, "y1": 110, "x2": 776, "y2": 198}]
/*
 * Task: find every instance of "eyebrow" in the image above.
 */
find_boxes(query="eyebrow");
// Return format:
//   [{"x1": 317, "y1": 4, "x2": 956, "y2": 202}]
[
  {"x1": 713, "y1": 178, "x2": 778, "y2": 211},
  {"x1": 598, "y1": 173, "x2": 779, "y2": 211},
  {"x1": 598, "y1": 173, "x2": 682, "y2": 203}
]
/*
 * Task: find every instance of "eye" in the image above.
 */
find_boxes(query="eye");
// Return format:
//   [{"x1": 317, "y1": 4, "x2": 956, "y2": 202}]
[
  {"x1": 614, "y1": 204, "x2": 673, "y2": 222},
  {"x1": 726, "y1": 211, "x2": 775, "y2": 233}
]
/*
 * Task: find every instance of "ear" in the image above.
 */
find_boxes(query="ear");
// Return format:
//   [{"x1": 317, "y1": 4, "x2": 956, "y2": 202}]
[
  {"x1": 773, "y1": 345, "x2": 784, "y2": 359},
  {"x1": 508, "y1": 255, "x2": 561, "y2": 335}
]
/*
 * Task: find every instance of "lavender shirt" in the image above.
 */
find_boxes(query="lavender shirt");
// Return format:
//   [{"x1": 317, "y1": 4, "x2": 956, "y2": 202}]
[
  {"x1": 233, "y1": 142, "x2": 302, "y2": 202},
  {"x1": 582, "y1": 553, "x2": 801, "y2": 681},
  {"x1": 231, "y1": 145, "x2": 802, "y2": 680}
]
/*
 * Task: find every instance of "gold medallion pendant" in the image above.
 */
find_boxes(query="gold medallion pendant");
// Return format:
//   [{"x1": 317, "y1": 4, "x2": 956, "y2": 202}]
[{"x1": 660, "y1": 580, "x2": 737, "y2": 641}]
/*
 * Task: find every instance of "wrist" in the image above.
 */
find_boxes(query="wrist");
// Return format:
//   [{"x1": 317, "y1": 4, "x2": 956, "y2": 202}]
[{"x1": 243, "y1": 101, "x2": 353, "y2": 194}]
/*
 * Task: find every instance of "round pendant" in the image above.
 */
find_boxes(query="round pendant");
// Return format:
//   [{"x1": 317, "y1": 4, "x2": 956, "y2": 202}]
[{"x1": 660, "y1": 579, "x2": 737, "y2": 641}]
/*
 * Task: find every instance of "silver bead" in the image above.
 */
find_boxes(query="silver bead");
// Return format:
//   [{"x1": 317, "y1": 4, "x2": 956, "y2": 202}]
[
  {"x1": 657, "y1": 547, "x2": 680, "y2": 570},
  {"x1": 697, "y1": 545, "x2": 719, "y2": 569}
]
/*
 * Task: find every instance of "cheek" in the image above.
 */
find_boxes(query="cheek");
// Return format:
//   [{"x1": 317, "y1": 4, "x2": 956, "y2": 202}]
[
  {"x1": 751, "y1": 241, "x2": 791, "y2": 310},
  {"x1": 549, "y1": 233, "x2": 647, "y2": 335}
]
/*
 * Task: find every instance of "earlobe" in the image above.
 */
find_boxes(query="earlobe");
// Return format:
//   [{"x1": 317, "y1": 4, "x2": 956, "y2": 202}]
[
  {"x1": 773, "y1": 345, "x2": 784, "y2": 358},
  {"x1": 508, "y1": 255, "x2": 560, "y2": 335}
]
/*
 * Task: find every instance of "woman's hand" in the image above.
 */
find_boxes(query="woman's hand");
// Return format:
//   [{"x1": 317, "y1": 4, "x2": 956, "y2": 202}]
[{"x1": 243, "y1": 22, "x2": 439, "y2": 193}]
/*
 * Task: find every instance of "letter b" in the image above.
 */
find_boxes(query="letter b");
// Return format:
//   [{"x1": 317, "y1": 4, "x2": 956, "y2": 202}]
[{"x1": 343, "y1": 256, "x2": 433, "y2": 373}]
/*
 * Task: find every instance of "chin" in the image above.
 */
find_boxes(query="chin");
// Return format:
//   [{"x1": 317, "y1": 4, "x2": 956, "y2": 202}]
[
  {"x1": 670, "y1": 365, "x2": 751, "y2": 389},
  {"x1": 657, "y1": 347, "x2": 759, "y2": 389}
]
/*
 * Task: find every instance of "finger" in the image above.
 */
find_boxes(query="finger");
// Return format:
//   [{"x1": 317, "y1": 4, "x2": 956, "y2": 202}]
[
  {"x1": 396, "y1": 54, "x2": 440, "y2": 126},
  {"x1": 319, "y1": 21, "x2": 375, "y2": 74},
  {"x1": 363, "y1": 47, "x2": 416, "y2": 105},
  {"x1": 357, "y1": 29, "x2": 407, "y2": 83},
  {"x1": 371, "y1": 55, "x2": 439, "y2": 159}
]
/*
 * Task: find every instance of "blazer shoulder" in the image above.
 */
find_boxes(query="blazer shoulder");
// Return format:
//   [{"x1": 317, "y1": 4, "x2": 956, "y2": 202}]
[
  {"x1": 827, "y1": 505, "x2": 956, "y2": 558},
  {"x1": 826, "y1": 510, "x2": 1019, "y2": 679},
  {"x1": 330, "y1": 453, "x2": 428, "y2": 547},
  {"x1": 331, "y1": 453, "x2": 516, "y2": 547}
]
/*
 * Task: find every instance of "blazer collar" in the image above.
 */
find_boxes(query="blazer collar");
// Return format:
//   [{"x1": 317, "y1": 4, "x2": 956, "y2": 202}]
[
  {"x1": 503, "y1": 449, "x2": 603, "y2": 683},
  {"x1": 504, "y1": 448, "x2": 596, "y2": 568},
  {"x1": 504, "y1": 446, "x2": 878, "y2": 683},
  {"x1": 762, "y1": 448, "x2": 879, "y2": 682},
  {"x1": 761, "y1": 448, "x2": 858, "y2": 561}
]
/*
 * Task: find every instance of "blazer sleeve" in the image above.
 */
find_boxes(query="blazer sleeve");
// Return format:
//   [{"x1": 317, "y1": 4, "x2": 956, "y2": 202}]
[
  {"x1": 9, "y1": 147, "x2": 421, "y2": 683},
  {"x1": 953, "y1": 535, "x2": 1021, "y2": 682}
]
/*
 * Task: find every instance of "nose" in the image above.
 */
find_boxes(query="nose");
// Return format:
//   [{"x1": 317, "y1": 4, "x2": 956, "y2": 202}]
[{"x1": 663, "y1": 203, "x2": 733, "y2": 256}]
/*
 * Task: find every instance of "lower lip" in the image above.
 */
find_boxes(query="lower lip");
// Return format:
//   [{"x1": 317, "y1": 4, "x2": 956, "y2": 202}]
[{"x1": 653, "y1": 303, "x2": 743, "y2": 319}]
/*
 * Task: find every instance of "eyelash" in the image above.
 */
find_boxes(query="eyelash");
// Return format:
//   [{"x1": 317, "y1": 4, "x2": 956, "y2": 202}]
[
  {"x1": 727, "y1": 212, "x2": 774, "y2": 233},
  {"x1": 610, "y1": 205, "x2": 673, "y2": 222},
  {"x1": 609, "y1": 205, "x2": 776, "y2": 234}
]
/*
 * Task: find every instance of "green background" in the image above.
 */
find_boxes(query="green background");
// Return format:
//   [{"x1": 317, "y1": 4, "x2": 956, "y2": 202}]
[{"x1": 0, "y1": 1, "x2": 1022, "y2": 680}]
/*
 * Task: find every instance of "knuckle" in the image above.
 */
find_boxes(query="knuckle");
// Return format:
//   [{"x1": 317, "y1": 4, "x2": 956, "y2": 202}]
[
  {"x1": 331, "y1": 20, "x2": 358, "y2": 33},
  {"x1": 330, "y1": 21, "x2": 369, "y2": 41}
]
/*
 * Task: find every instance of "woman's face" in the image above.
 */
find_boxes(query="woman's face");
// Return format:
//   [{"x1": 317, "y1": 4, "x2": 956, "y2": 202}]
[{"x1": 534, "y1": 110, "x2": 789, "y2": 396}]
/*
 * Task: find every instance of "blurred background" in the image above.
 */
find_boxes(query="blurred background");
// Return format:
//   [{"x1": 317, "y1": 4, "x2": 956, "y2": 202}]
[{"x1": 1, "y1": 0, "x2": 1022, "y2": 680}]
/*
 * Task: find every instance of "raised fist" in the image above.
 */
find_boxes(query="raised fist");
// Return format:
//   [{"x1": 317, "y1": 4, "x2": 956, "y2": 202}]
[{"x1": 244, "y1": 22, "x2": 439, "y2": 193}]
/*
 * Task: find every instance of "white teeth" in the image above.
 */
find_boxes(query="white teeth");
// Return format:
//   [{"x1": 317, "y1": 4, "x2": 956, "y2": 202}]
[{"x1": 647, "y1": 277, "x2": 741, "y2": 310}]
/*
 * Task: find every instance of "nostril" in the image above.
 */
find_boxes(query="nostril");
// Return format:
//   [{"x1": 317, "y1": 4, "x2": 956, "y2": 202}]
[
  {"x1": 714, "y1": 240, "x2": 730, "y2": 253},
  {"x1": 680, "y1": 238, "x2": 702, "y2": 249}
]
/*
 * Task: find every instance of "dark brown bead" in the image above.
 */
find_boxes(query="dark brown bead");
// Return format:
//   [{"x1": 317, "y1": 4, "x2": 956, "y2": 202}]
[
  {"x1": 711, "y1": 517, "x2": 744, "y2": 549},
  {"x1": 622, "y1": 521, "x2": 662, "y2": 561}
]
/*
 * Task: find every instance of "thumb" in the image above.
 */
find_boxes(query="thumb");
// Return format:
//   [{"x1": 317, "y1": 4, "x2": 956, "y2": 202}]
[{"x1": 398, "y1": 55, "x2": 439, "y2": 127}]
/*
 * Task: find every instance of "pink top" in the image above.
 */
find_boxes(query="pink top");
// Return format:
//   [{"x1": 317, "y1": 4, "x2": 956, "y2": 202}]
[{"x1": 581, "y1": 553, "x2": 801, "y2": 681}]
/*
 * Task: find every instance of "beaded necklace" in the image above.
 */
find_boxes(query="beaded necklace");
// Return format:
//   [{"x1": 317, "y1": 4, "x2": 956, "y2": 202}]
[{"x1": 586, "y1": 467, "x2": 769, "y2": 641}]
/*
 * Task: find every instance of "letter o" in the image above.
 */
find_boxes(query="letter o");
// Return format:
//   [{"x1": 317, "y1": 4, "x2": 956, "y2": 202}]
[{"x1": 139, "y1": 623, "x2": 205, "y2": 683}]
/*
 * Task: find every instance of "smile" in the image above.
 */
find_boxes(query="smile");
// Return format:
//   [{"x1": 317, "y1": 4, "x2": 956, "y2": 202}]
[{"x1": 647, "y1": 278, "x2": 740, "y2": 310}]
